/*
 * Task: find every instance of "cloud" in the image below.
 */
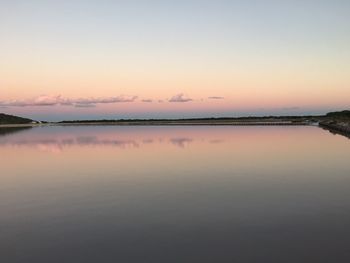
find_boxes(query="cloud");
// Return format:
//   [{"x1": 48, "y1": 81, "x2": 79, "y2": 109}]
[
  {"x1": 0, "y1": 95, "x2": 138, "y2": 107},
  {"x1": 209, "y1": 139, "x2": 224, "y2": 144},
  {"x1": 169, "y1": 93, "x2": 193, "y2": 103},
  {"x1": 208, "y1": 96, "x2": 224, "y2": 100},
  {"x1": 75, "y1": 104, "x2": 96, "y2": 108},
  {"x1": 73, "y1": 96, "x2": 138, "y2": 105},
  {"x1": 0, "y1": 95, "x2": 65, "y2": 107},
  {"x1": 141, "y1": 99, "x2": 153, "y2": 103},
  {"x1": 33, "y1": 95, "x2": 66, "y2": 106}
]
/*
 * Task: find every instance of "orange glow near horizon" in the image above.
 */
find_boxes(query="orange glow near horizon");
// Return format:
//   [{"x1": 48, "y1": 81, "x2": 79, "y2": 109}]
[{"x1": 1, "y1": 1, "x2": 350, "y2": 120}]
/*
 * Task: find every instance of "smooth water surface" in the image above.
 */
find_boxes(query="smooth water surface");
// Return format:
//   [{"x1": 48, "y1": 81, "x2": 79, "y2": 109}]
[{"x1": 1, "y1": 126, "x2": 350, "y2": 263}]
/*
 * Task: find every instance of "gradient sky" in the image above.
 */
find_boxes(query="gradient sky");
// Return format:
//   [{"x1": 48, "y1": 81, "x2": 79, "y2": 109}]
[{"x1": 1, "y1": 0, "x2": 349, "y2": 121}]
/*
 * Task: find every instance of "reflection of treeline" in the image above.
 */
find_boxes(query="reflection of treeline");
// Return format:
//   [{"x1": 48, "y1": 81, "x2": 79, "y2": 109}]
[
  {"x1": 0, "y1": 113, "x2": 33, "y2": 124},
  {"x1": 319, "y1": 111, "x2": 350, "y2": 139},
  {"x1": 0, "y1": 127, "x2": 32, "y2": 136},
  {"x1": 319, "y1": 121, "x2": 350, "y2": 139}
]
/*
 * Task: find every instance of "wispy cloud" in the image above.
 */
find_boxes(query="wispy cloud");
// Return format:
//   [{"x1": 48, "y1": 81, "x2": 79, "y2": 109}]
[
  {"x1": 0, "y1": 95, "x2": 138, "y2": 107},
  {"x1": 1, "y1": 93, "x2": 226, "y2": 108},
  {"x1": 141, "y1": 99, "x2": 153, "y2": 103},
  {"x1": 208, "y1": 96, "x2": 224, "y2": 100},
  {"x1": 0, "y1": 95, "x2": 65, "y2": 107},
  {"x1": 169, "y1": 93, "x2": 193, "y2": 103},
  {"x1": 75, "y1": 104, "x2": 96, "y2": 108},
  {"x1": 73, "y1": 96, "x2": 138, "y2": 105}
]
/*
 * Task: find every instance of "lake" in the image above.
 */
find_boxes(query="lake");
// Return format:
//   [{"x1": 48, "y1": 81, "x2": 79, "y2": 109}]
[{"x1": 1, "y1": 125, "x2": 350, "y2": 263}]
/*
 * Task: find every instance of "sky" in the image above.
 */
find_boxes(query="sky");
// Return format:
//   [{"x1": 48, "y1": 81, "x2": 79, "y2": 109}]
[{"x1": 1, "y1": 0, "x2": 349, "y2": 121}]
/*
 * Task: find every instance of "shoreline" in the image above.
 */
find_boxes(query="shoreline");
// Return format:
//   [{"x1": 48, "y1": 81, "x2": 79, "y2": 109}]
[
  {"x1": 2, "y1": 121, "x2": 350, "y2": 139},
  {"x1": 319, "y1": 121, "x2": 350, "y2": 138},
  {"x1": 0, "y1": 124, "x2": 42, "y2": 128}
]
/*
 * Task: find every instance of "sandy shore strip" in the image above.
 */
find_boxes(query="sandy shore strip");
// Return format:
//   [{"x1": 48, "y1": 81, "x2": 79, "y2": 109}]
[{"x1": 0, "y1": 124, "x2": 42, "y2": 128}]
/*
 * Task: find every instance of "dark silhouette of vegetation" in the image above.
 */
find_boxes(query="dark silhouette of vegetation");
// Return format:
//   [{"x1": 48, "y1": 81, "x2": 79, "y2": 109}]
[
  {"x1": 0, "y1": 113, "x2": 33, "y2": 124},
  {"x1": 326, "y1": 110, "x2": 350, "y2": 119},
  {"x1": 58, "y1": 115, "x2": 320, "y2": 124}
]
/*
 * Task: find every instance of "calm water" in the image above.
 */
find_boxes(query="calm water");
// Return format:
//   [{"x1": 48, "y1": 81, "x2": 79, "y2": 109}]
[{"x1": 1, "y1": 125, "x2": 350, "y2": 263}]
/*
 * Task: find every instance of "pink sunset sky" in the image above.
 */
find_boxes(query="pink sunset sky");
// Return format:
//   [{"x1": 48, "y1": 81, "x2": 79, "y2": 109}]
[{"x1": 1, "y1": 1, "x2": 349, "y2": 121}]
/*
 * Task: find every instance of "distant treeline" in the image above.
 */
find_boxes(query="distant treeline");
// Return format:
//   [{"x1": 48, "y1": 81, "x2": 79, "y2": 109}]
[
  {"x1": 58, "y1": 115, "x2": 320, "y2": 123},
  {"x1": 0, "y1": 113, "x2": 33, "y2": 124},
  {"x1": 326, "y1": 110, "x2": 350, "y2": 119},
  {"x1": 1, "y1": 110, "x2": 349, "y2": 125},
  {"x1": 58, "y1": 111, "x2": 350, "y2": 123}
]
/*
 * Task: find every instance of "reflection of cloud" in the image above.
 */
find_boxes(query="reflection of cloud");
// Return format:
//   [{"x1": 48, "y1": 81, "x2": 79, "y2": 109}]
[
  {"x1": 76, "y1": 136, "x2": 139, "y2": 148},
  {"x1": 209, "y1": 139, "x2": 224, "y2": 144},
  {"x1": 62, "y1": 139, "x2": 74, "y2": 144},
  {"x1": 169, "y1": 137, "x2": 193, "y2": 148},
  {"x1": 37, "y1": 144, "x2": 63, "y2": 154},
  {"x1": 0, "y1": 95, "x2": 138, "y2": 107},
  {"x1": 0, "y1": 136, "x2": 139, "y2": 150},
  {"x1": 76, "y1": 136, "x2": 98, "y2": 144},
  {"x1": 0, "y1": 133, "x2": 218, "y2": 151},
  {"x1": 169, "y1": 93, "x2": 192, "y2": 103},
  {"x1": 208, "y1": 96, "x2": 224, "y2": 100}
]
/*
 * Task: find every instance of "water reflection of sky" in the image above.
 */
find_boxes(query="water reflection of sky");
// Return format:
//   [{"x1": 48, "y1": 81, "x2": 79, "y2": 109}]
[
  {"x1": 0, "y1": 125, "x2": 349, "y2": 155},
  {"x1": 1, "y1": 125, "x2": 350, "y2": 263},
  {"x1": 0, "y1": 126, "x2": 227, "y2": 152}
]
